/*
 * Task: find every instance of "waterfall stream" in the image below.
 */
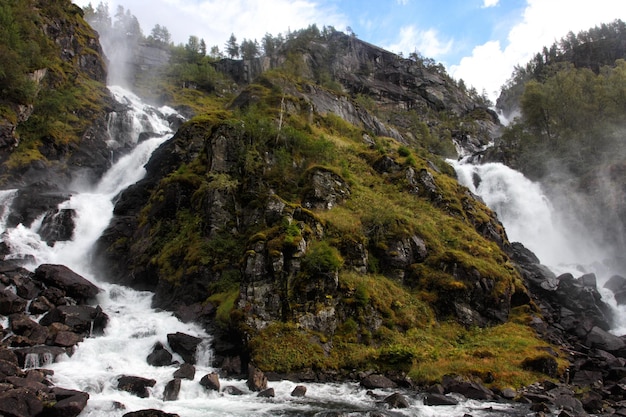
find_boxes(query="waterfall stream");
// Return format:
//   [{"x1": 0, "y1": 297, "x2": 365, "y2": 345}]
[
  {"x1": 0, "y1": 86, "x2": 527, "y2": 416},
  {"x1": 449, "y1": 159, "x2": 626, "y2": 334}
]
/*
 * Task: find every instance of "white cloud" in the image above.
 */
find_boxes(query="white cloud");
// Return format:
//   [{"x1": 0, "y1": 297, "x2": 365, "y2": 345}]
[
  {"x1": 74, "y1": 0, "x2": 347, "y2": 47},
  {"x1": 451, "y1": 0, "x2": 626, "y2": 102},
  {"x1": 385, "y1": 25, "x2": 453, "y2": 59},
  {"x1": 396, "y1": 0, "x2": 409, "y2": 5},
  {"x1": 482, "y1": 0, "x2": 499, "y2": 8}
]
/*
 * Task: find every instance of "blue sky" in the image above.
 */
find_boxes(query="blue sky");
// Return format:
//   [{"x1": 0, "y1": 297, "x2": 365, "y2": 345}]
[{"x1": 74, "y1": 0, "x2": 626, "y2": 101}]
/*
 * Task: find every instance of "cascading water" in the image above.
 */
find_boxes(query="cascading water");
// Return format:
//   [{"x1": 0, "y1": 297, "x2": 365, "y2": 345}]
[
  {"x1": 449, "y1": 154, "x2": 626, "y2": 334},
  {"x1": 0, "y1": 87, "x2": 528, "y2": 417}
]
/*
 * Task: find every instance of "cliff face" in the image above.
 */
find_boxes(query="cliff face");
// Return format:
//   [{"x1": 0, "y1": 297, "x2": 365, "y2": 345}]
[{"x1": 0, "y1": 0, "x2": 114, "y2": 191}]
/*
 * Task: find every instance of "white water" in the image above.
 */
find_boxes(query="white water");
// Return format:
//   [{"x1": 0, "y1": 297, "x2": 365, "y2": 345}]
[
  {"x1": 0, "y1": 86, "x2": 526, "y2": 416},
  {"x1": 450, "y1": 159, "x2": 626, "y2": 334}
]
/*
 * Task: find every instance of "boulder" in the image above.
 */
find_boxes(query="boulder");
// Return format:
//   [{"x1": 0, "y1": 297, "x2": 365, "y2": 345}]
[
  {"x1": 117, "y1": 375, "x2": 156, "y2": 398},
  {"x1": 199, "y1": 372, "x2": 220, "y2": 391},
  {"x1": 173, "y1": 363, "x2": 195, "y2": 380},
  {"x1": 604, "y1": 274, "x2": 626, "y2": 293},
  {"x1": 291, "y1": 385, "x2": 307, "y2": 397},
  {"x1": 123, "y1": 410, "x2": 180, "y2": 417},
  {"x1": 46, "y1": 388, "x2": 89, "y2": 417},
  {"x1": 163, "y1": 378, "x2": 181, "y2": 401},
  {"x1": 247, "y1": 365, "x2": 267, "y2": 392},
  {"x1": 0, "y1": 289, "x2": 27, "y2": 315},
  {"x1": 382, "y1": 392, "x2": 409, "y2": 409},
  {"x1": 441, "y1": 374, "x2": 494, "y2": 400},
  {"x1": 33, "y1": 264, "x2": 99, "y2": 302},
  {"x1": 146, "y1": 342, "x2": 172, "y2": 367},
  {"x1": 38, "y1": 208, "x2": 76, "y2": 245},
  {"x1": 223, "y1": 385, "x2": 245, "y2": 395},
  {"x1": 423, "y1": 393, "x2": 459, "y2": 405},
  {"x1": 52, "y1": 331, "x2": 83, "y2": 348},
  {"x1": 9, "y1": 314, "x2": 49, "y2": 345},
  {"x1": 586, "y1": 326, "x2": 626, "y2": 352},
  {"x1": 40, "y1": 305, "x2": 108, "y2": 335},
  {"x1": 360, "y1": 374, "x2": 397, "y2": 389},
  {"x1": 258, "y1": 388, "x2": 275, "y2": 398},
  {"x1": 0, "y1": 387, "x2": 44, "y2": 417},
  {"x1": 167, "y1": 332, "x2": 201, "y2": 364}
]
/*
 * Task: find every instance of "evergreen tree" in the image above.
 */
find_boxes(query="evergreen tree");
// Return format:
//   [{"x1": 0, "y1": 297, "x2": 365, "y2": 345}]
[{"x1": 226, "y1": 33, "x2": 239, "y2": 59}]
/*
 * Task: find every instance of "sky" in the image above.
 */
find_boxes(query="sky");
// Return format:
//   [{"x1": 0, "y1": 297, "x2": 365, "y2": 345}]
[{"x1": 73, "y1": 0, "x2": 626, "y2": 102}]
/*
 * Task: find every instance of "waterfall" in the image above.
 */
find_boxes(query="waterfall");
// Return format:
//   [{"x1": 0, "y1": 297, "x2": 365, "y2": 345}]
[
  {"x1": 0, "y1": 86, "x2": 525, "y2": 417},
  {"x1": 449, "y1": 157, "x2": 626, "y2": 333}
]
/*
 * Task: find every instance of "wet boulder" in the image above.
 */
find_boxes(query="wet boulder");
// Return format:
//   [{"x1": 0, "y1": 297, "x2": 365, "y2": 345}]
[
  {"x1": 33, "y1": 264, "x2": 99, "y2": 302},
  {"x1": 163, "y1": 379, "x2": 181, "y2": 401},
  {"x1": 146, "y1": 342, "x2": 173, "y2": 367},
  {"x1": 117, "y1": 375, "x2": 156, "y2": 398},
  {"x1": 0, "y1": 387, "x2": 44, "y2": 417},
  {"x1": 247, "y1": 365, "x2": 267, "y2": 392},
  {"x1": 199, "y1": 372, "x2": 220, "y2": 391},
  {"x1": 0, "y1": 289, "x2": 27, "y2": 315},
  {"x1": 38, "y1": 208, "x2": 76, "y2": 245},
  {"x1": 123, "y1": 410, "x2": 180, "y2": 417},
  {"x1": 167, "y1": 332, "x2": 201, "y2": 364},
  {"x1": 46, "y1": 387, "x2": 89, "y2": 417},
  {"x1": 173, "y1": 363, "x2": 195, "y2": 380},
  {"x1": 40, "y1": 305, "x2": 108, "y2": 335}
]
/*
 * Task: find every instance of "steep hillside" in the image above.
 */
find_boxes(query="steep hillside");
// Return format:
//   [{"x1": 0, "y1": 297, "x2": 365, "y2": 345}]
[
  {"x1": 0, "y1": 0, "x2": 114, "y2": 191},
  {"x1": 1, "y1": 3, "x2": 598, "y2": 391},
  {"x1": 89, "y1": 29, "x2": 581, "y2": 387}
]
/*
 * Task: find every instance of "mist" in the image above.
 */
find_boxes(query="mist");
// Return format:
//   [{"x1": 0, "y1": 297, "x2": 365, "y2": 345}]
[{"x1": 83, "y1": 4, "x2": 143, "y2": 87}]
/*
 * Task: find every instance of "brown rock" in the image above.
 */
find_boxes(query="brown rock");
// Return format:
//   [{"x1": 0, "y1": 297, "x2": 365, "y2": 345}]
[{"x1": 247, "y1": 365, "x2": 267, "y2": 392}]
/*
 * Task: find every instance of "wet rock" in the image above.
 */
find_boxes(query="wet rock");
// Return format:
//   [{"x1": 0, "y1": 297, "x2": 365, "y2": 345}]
[
  {"x1": 38, "y1": 208, "x2": 76, "y2": 245},
  {"x1": 0, "y1": 387, "x2": 44, "y2": 417},
  {"x1": 122, "y1": 410, "x2": 180, "y2": 417},
  {"x1": 28, "y1": 296, "x2": 55, "y2": 314},
  {"x1": 173, "y1": 363, "x2": 195, "y2": 380},
  {"x1": 360, "y1": 374, "x2": 397, "y2": 389},
  {"x1": 39, "y1": 305, "x2": 108, "y2": 336},
  {"x1": 0, "y1": 289, "x2": 27, "y2": 315},
  {"x1": 423, "y1": 393, "x2": 459, "y2": 405},
  {"x1": 586, "y1": 326, "x2": 626, "y2": 352},
  {"x1": 604, "y1": 274, "x2": 626, "y2": 293},
  {"x1": 33, "y1": 264, "x2": 99, "y2": 302},
  {"x1": 382, "y1": 392, "x2": 409, "y2": 409},
  {"x1": 199, "y1": 372, "x2": 220, "y2": 392},
  {"x1": 291, "y1": 385, "x2": 307, "y2": 397},
  {"x1": 46, "y1": 387, "x2": 89, "y2": 417},
  {"x1": 258, "y1": 387, "x2": 275, "y2": 398},
  {"x1": 12, "y1": 346, "x2": 67, "y2": 368},
  {"x1": 9, "y1": 314, "x2": 49, "y2": 345},
  {"x1": 117, "y1": 375, "x2": 156, "y2": 398},
  {"x1": 247, "y1": 365, "x2": 268, "y2": 392},
  {"x1": 147, "y1": 342, "x2": 173, "y2": 367},
  {"x1": 0, "y1": 359, "x2": 21, "y2": 379},
  {"x1": 52, "y1": 330, "x2": 83, "y2": 347},
  {"x1": 223, "y1": 385, "x2": 245, "y2": 395},
  {"x1": 163, "y1": 378, "x2": 181, "y2": 401},
  {"x1": 167, "y1": 332, "x2": 201, "y2": 364}
]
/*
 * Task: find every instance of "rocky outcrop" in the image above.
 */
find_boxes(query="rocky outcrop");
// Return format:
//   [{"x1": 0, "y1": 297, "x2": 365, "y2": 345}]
[{"x1": 0, "y1": 261, "x2": 105, "y2": 417}]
